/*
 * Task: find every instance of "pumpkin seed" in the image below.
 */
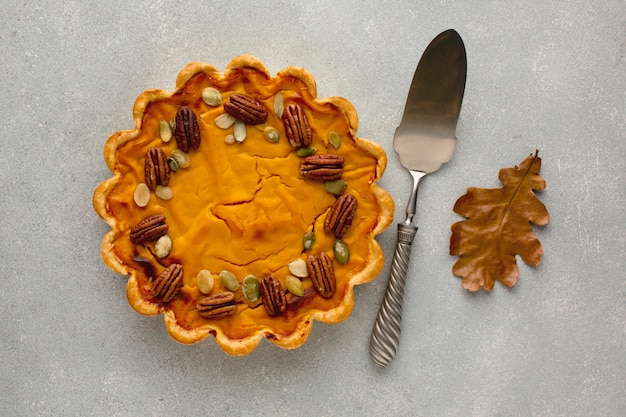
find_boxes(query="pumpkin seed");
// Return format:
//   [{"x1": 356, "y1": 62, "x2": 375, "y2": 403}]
[
  {"x1": 274, "y1": 92, "x2": 284, "y2": 118},
  {"x1": 296, "y1": 147, "x2": 317, "y2": 157},
  {"x1": 263, "y1": 126, "x2": 280, "y2": 143},
  {"x1": 242, "y1": 275, "x2": 261, "y2": 302},
  {"x1": 328, "y1": 131, "x2": 341, "y2": 149},
  {"x1": 154, "y1": 234, "x2": 173, "y2": 258},
  {"x1": 220, "y1": 270, "x2": 239, "y2": 291},
  {"x1": 170, "y1": 149, "x2": 190, "y2": 168},
  {"x1": 197, "y1": 269, "x2": 214, "y2": 294},
  {"x1": 288, "y1": 259, "x2": 309, "y2": 278},
  {"x1": 155, "y1": 185, "x2": 173, "y2": 200},
  {"x1": 233, "y1": 119, "x2": 246, "y2": 142},
  {"x1": 285, "y1": 275, "x2": 304, "y2": 297},
  {"x1": 159, "y1": 120, "x2": 172, "y2": 142},
  {"x1": 167, "y1": 157, "x2": 179, "y2": 172},
  {"x1": 324, "y1": 179, "x2": 347, "y2": 195},
  {"x1": 302, "y1": 231, "x2": 316, "y2": 251},
  {"x1": 133, "y1": 183, "x2": 150, "y2": 207},
  {"x1": 215, "y1": 113, "x2": 236, "y2": 129},
  {"x1": 333, "y1": 239, "x2": 350, "y2": 264},
  {"x1": 201, "y1": 87, "x2": 222, "y2": 106}
]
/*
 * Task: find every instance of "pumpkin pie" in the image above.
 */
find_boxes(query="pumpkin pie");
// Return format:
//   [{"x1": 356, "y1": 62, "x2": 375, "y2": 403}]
[{"x1": 93, "y1": 55, "x2": 394, "y2": 355}]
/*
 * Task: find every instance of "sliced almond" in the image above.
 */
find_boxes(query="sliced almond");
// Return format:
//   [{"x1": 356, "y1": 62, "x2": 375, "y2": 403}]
[
  {"x1": 274, "y1": 92, "x2": 284, "y2": 118},
  {"x1": 154, "y1": 234, "x2": 173, "y2": 258},
  {"x1": 159, "y1": 120, "x2": 172, "y2": 143},
  {"x1": 233, "y1": 119, "x2": 246, "y2": 142},
  {"x1": 215, "y1": 113, "x2": 236, "y2": 129},
  {"x1": 155, "y1": 185, "x2": 173, "y2": 200},
  {"x1": 197, "y1": 270, "x2": 214, "y2": 294},
  {"x1": 288, "y1": 259, "x2": 309, "y2": 278},
  {"x1": 133, "y1": 183, "x2": 150, "y2": 207}
]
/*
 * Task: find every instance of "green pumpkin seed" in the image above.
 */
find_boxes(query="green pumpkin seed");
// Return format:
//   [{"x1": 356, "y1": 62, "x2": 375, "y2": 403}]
[
  {"x1": 324, "y1": 179, "x2": 347, "y2": 195},
  {"x1": 167, "y1": 157, "x2": 179, "y2": 172},
  {"x1": 263, "y1": 126, "x2": 280, "y2": 143},
  {"x1": 333, "y1": 239, "x2": 350, "y2": 264},
  {"x1": 328, "y1": 131, "x2": 341, "y2": 149},
  {"x1": 202, "y1": 87, "x2": 222, "y2": 106},
  {"x1": 170, "y1": 149, "x2": 190, "y2": 168},
  {"x1": 302, "y1": 232, "x2": 315, "y2": 251},
  {"x1": 296, "y1": 147, "x2": 317, "y2": 157},
  {"x1": 241, "y1": 275, "x2": 261, "y2": 302},
  {"x1": 285, "y1": 275, "x2": 304, "y2": 297},
  {"x1": 220, "y1": 270, "x2": 239, "y2": 291}
]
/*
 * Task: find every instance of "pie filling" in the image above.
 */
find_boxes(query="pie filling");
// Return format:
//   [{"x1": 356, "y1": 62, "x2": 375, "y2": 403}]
[{"x1": 94, "y1": 55, "x2": 393, "y2": 354}]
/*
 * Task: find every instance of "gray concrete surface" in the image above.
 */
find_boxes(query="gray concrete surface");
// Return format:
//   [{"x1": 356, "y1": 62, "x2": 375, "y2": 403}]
[{"x1": 1, "y1": 1, "x2": 624, "y2": 416}]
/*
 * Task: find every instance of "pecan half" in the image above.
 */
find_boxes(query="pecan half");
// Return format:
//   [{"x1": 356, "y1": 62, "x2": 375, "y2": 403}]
[
  {"x1": 151, "y1": 263, "x2": 183, "y2": 302},
  {"x1": 144, "y1": 147, "x2": 170, "y2": 190},
  {"x1": 174, "y1": 105, "x2": 201, "y2": 152},
  {"x1": 197, "y1": 292, "x2": 238, "y2": 319},
  {"x1": 260, "y1": 275, "x2": 287, "y2": 317},
  {"x1": 223, "y1": 93, "x2": 268, "y2": 125},
  {"x1": 282, "y1": 103, "x2": 312, "y2": 148},
  {"x1": 306, "y1": 252, "x2": 336, "y2": 298},
  {"x1": 324, "y1": 193, "x2": 357, "y2": 238},
  {"x1": 130, "y1": 214, "x2": 168, "y2": 244},
  {"x1": 300, "y1": 153, "x2": 344, "y2": 181}
]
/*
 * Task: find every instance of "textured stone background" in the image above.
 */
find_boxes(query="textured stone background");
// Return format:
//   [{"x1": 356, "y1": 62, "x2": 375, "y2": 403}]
[{"x1": 1, "y1": 1, "x2": 624, "y2": 416}]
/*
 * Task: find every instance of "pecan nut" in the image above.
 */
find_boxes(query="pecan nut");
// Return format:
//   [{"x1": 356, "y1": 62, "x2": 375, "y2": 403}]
[
  {"x1": 174, "y1": 105, "x2": 201, "y2": 152},
  {"x1": 223, "y1": 93, "x2": 268, "y2": 125},
  {"x1": 306, "y1": 252, "x2": 336, "y2": 298},
  {"x1": 197, "y1": 292, "x2": 238, "y2": 319},
  {"x1": 324, "y1": 193, "x2": 357, "y2": 238},
  {"x1": 300, "y1": 153, "x2": 344, "y2": 181},
  {"x1": 130, "y1": 214, "x2": 168, "y2": 244},
  {"x1": 151, "y1": 263, "x2": 183, "y2": 302},
  {"x1": 260, "y1": 275, "x2": 287, "y2": 317},
  {"x1": 282, "y1": 103, "x2": 312, "y2": 148},
  {"x1": 144, "y1": 147, "x2": 170, "y2": 190}
]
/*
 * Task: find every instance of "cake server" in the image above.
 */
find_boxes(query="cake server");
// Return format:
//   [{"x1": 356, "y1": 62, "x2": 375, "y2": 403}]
[{"x1": 369, "y1": 29, "x2": 467, "y2": 367}]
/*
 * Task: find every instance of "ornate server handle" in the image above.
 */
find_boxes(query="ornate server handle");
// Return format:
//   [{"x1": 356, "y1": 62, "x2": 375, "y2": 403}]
[{"x1": 369, "y1": 222, "x2": 417, "y2": 367}]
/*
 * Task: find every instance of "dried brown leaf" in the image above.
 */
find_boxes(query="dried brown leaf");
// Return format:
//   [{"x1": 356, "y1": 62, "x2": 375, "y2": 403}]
[{"x1": 449, "y1": 150, "x2": 550, "y2": 291}]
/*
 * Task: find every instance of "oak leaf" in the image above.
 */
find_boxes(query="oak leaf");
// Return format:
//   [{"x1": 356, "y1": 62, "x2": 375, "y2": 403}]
[{"x1": 449, "y1": 151, "x2": 550, "y2": 291}]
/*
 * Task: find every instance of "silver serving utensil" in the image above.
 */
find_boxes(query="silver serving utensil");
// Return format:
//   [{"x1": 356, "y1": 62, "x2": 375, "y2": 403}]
[{"x1": 370, "y1": 29, "x2": 467, "y2": 367}]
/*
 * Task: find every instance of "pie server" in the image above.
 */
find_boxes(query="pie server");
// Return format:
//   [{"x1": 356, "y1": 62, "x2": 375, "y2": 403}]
[{"x1": 369, "y1": 29, "x2": 467, "y2": 367}]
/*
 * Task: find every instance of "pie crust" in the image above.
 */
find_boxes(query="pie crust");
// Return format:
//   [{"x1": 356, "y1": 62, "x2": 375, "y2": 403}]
[{"x1": 93, "y1": 55, "x2": 394, "y2": 355}]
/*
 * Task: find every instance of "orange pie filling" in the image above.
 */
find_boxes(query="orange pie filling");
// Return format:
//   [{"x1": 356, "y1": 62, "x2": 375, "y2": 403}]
[{"x1": 93, "y1": 55, "x2": 394, "y2": 355}]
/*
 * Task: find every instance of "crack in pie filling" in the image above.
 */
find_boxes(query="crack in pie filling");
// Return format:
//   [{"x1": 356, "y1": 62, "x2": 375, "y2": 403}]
[{"x1": 93, "y1": 55, "x2": 394, "y2": 355}]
